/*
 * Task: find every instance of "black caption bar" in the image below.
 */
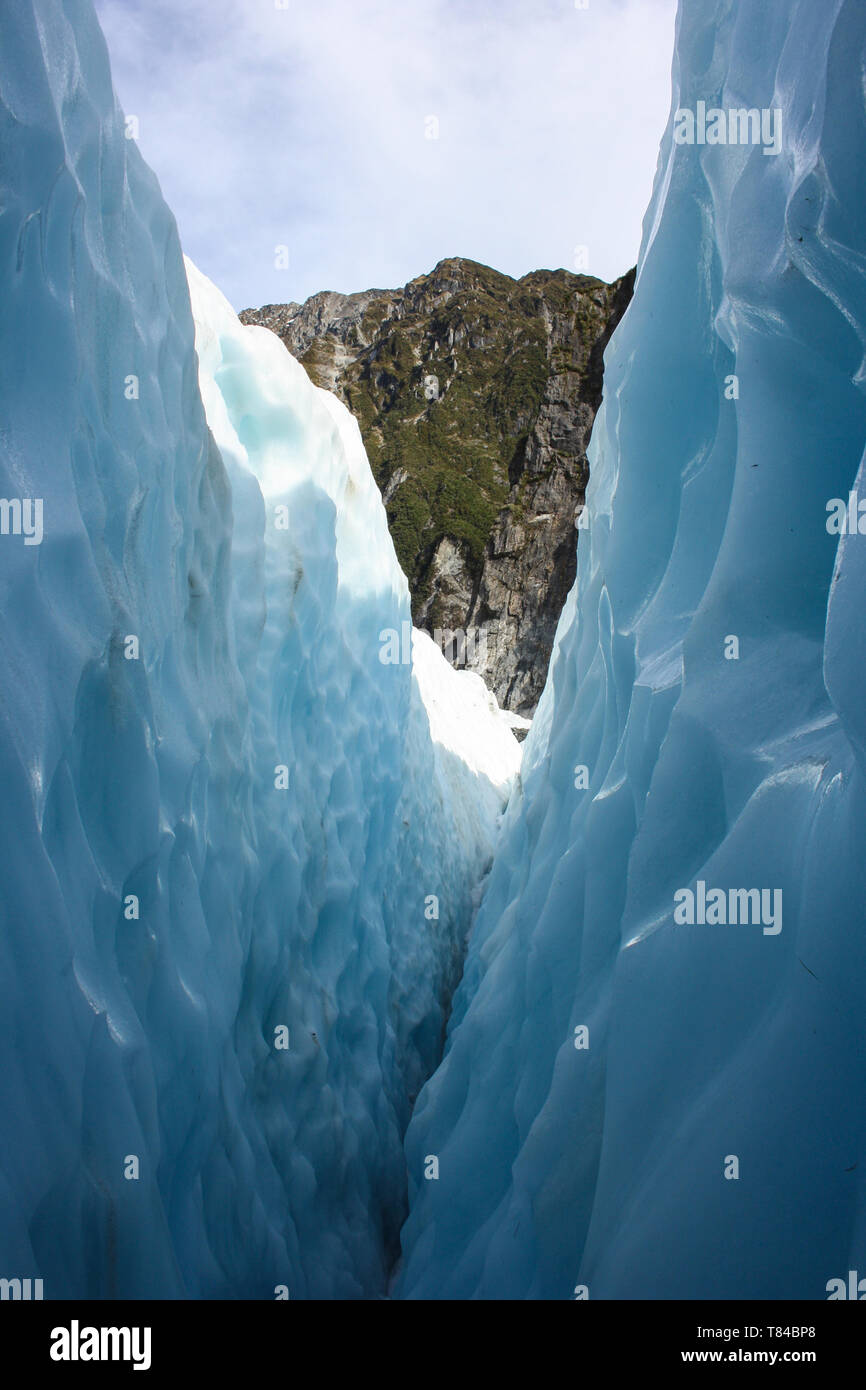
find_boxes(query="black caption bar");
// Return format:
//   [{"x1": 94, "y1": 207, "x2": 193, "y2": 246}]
[{"x1": 1, "y1": 1299, "x2": 861, "y2": 1376}]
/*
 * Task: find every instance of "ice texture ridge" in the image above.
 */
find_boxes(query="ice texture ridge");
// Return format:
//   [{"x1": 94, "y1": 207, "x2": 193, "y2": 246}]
[
  {"x1": 0, "y1": 1, "x2": 518, "y2": 1298},
  {"x1": 397, "y1": 0, "x2": 866, "y2": 1300}
]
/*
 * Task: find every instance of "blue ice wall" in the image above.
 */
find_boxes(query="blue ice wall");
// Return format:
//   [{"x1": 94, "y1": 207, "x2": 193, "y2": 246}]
[
  {"x1": 397, "y1": 0, "x2": 866, "y2": 1300},
  {"x1": 0, "y1": 1, "x2": 513, "y2": 1299}
]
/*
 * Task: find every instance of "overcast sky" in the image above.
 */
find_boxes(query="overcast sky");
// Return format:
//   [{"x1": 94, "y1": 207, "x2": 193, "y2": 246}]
[{"x1": 94, "y1": 0, "x2": 678, "y2": 311}]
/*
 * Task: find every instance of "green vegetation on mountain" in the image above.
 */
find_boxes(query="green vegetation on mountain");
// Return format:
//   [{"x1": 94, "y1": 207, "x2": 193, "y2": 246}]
[{"x1": 242, "y1": 257, "x2": 633, "y2": 712}]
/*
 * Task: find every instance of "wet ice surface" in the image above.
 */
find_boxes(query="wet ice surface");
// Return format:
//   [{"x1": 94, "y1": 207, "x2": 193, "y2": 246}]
[
  {"x1": 4, "y1": 0, "x2": 866, "y2": 1304},
  {"x1": 0, "y1": 2, "x2": 518, "y2": 1299},
  {"x1": 397, "y1": 0, "x2": 866, "y2": 1300}
]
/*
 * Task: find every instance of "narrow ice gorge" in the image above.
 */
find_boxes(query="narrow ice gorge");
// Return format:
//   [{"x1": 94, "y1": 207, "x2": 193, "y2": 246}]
[
  {"x1": 397, "y1": 0, "x2": 866, "y2": 1300},
  {"x1": 3, "y1": 0, "x2": 866, "y2": 1305},
  {"x1": 0, "y1": 0, "x2": 518, "y2": 1299}
]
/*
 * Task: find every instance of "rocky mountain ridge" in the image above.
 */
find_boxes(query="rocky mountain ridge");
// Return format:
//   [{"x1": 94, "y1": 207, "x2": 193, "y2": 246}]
[{"x1": 241, "y1": 256, "x2": 634, "y2": 714}]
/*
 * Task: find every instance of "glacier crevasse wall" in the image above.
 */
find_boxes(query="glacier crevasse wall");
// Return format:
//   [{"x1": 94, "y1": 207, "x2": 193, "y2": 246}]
[
  {"x1": 397, "y1": 0, "x2": 866, "y2": 1300},
  {"x1": 0, "y1": 0, "x2": 518, "y2": 1298}
]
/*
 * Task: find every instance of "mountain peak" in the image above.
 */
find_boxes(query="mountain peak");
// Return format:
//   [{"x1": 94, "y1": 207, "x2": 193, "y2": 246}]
[{"x1": 242, "y1": 257, "x2": 634, "y2": 714}]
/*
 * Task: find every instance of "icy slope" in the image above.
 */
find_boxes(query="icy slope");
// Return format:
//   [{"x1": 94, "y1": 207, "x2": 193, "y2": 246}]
[
  {"x1": 184, "y1": 255, "x2": 522, "y2": 1138},
  {"x1": 397, "y1": 0, "x2": 866, "y2": 1300},
  {"x1": 0, "y1": 0, "x2": 517, "y2": 1299}
]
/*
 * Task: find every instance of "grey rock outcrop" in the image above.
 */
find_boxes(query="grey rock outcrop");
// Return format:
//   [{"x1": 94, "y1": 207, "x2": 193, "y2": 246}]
[{"x1": 242, "y1": 258, "x2": 633, "y2": 714}]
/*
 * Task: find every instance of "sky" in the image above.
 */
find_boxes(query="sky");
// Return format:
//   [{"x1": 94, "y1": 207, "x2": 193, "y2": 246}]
[{"x1": 94, "y1": 0, "x2": 679, "y2": 311}]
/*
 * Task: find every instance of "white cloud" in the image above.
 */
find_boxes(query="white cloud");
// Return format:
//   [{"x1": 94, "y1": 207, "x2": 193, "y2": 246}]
[{"x1": 94, "y1": 0, "x2": 677, "y2": 309}]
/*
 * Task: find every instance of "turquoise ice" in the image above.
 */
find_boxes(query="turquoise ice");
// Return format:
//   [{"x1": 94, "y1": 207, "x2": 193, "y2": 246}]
[
  {"x1": 397, "y1": 0, "x2": 866, "y2": 1301},
  {"x1": 2, "y1": 0, "x2": 866, "y2": 1304},
  {"x1": 0, "y1": 0, "x2": 518, "y2": 1298}
]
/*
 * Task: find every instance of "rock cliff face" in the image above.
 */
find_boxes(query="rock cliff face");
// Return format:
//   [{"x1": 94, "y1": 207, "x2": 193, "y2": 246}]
[{"x1": 242, "y1": 257, "x2": 633, "y2": 715}]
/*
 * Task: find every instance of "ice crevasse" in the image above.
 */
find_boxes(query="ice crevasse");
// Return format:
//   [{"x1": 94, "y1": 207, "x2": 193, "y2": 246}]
[
  {"x1": 0, "y1": 0, "x2": 519, "y2": 1298},
  {"x1": 397, "y1": 0, "x2": 866, "y2": 1300},
  {"x1": 4, "y1": 0, "x2": 866, "y2": 1305}
]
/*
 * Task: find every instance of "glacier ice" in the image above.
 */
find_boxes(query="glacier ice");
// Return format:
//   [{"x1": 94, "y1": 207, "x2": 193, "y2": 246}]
[
  {"x1": 0, "y1": 0, "x2": 518, "y2": 1299},
  {"x1": 5, "y1": 0, "x2": 866, "y2": 1306},
  {"x1": 396, "y1": 0, "x2": 866, "y2": 1300}
]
